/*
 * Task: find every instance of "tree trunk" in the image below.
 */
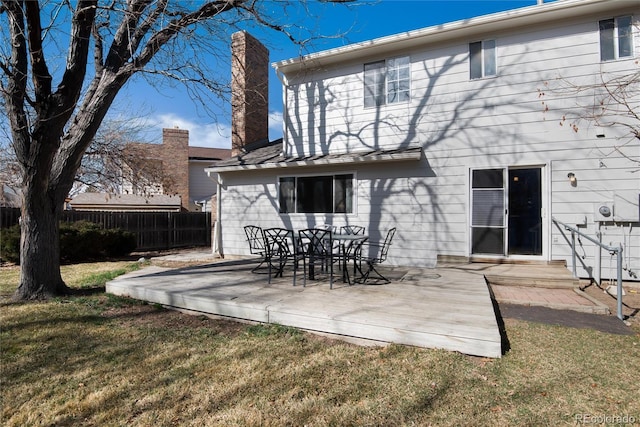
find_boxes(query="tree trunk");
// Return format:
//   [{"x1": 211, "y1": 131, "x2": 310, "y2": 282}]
[{"x1": 14, "y1": 186, "x2": 70, "y2": 300}]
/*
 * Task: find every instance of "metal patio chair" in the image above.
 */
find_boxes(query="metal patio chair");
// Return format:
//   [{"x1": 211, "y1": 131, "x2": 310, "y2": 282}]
[
  {"x1": 354, "y1": 227, "x2": 396, "y2": 285},
  {"x1": 244, "y1": 225, "x2": 268, "y2": 273},
  {"x1": 341, "y1": 225, "x2": 366, "y2": 235},
  {"x1": 297, "y1": 228, "x2": 337, "y2": 288},
  {"x1": 321, "y1": 224, "x2": 337, "y2": 233},
  {"x1": 263, "y1": 228, "x2": 302, "y2": 285}
]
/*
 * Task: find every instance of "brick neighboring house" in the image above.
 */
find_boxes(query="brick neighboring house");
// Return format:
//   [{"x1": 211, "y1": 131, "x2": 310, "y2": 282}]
[{"x1": 71, "y1": 128, "x2": 232, "y2": 213}]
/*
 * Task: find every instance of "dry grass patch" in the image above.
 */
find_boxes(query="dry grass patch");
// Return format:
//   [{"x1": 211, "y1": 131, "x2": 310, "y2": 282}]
[{"x1": 1, "y1": 263, "x2": 639, "y2": 426}]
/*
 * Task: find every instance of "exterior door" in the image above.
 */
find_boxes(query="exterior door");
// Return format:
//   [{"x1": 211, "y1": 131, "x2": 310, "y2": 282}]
[
  {"x1": 507, "y1": 168, "x2": 542, "y2": 255},
  {"x1": 471, "y1": 167, "x2": 542, "y2": 256}
]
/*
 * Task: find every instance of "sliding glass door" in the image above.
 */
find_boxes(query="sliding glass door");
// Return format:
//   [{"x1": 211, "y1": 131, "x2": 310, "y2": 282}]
[{"x1": 471, "y1": 167, "x2": 542, "y2": 256}]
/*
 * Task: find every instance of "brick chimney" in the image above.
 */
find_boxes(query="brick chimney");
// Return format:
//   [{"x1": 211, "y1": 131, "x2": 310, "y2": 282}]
[
  {"x1": 161, "y1": 128, "x2": 190, "y2": 211},
  {"x1": 231, "y1": 31, "x2": 269, "y2": 156}
]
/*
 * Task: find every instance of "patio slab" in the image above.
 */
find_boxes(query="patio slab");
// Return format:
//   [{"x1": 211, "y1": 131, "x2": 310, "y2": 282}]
[{"x1": 106, "y1": 259, "x2": 503, "y2": 358}]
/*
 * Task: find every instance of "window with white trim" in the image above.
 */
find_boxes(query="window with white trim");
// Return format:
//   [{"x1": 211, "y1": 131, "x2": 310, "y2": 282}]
[
  {"x1": 599, "y1": 16, "x2": 633, "y2": 61},
  {"x1": 279, "y1": 174, "x2": 354, "y2": 214},
  {"x1": 469, "y1": 40, "x2": 496, "y2": 79},
  {"x1": 364, "y1": 56, "x2": 410, "y2": 108}
]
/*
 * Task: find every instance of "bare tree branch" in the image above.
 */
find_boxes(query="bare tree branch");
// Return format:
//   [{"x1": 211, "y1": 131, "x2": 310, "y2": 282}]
[{"x1": 541, "y1": 66, "x2": 640, "y2": 167}]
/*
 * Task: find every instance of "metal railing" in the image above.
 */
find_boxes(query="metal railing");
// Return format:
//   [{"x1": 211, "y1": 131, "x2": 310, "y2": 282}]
[{"x1": 552, "y1": 217, "x2": 624, "y2": 321}]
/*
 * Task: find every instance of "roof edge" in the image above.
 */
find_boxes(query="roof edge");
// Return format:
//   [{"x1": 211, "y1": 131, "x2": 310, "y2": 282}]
[
  {"x1": 206, "y1": 147, "x2": 422, "y2": 174},
  {"x1": 273, "y1": 0, "x2": 632, "y2": 74}
]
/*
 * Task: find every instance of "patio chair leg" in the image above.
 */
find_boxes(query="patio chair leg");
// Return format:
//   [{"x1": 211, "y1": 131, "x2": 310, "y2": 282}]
[
  {"x1": 251, "y1": 257, "x2": 269, "y2": 274},
  {"x1": 357, "y1": 262, "x2": 390, "y2": 285},
  {"x1": 329, "y1": 262, "x2": 333, "y2": 289},
  {"x1": 302, "y1": 260, "x2": 307, "y2": 287},
  {"x1": 293, "y1": 258, "x2": 298, "y2": 287}
]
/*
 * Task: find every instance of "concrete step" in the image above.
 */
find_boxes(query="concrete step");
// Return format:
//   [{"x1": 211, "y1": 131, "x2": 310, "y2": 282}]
[
  {"x1": 473, "y1": 261, "x2": 579, "y2": 289},
  {"x1": 485, "y1": 273, "x2": 580, "y2": 289}
]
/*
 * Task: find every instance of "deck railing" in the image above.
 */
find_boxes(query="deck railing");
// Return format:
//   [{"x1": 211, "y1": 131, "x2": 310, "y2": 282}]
[{"x1": 552, "y1": 217, "x2": 624, "y2": 321}]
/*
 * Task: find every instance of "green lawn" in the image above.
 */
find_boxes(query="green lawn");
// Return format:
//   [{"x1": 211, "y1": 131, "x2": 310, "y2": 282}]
[{"x1": 1, "y1": 262, "x2": 638, "y2": 426}]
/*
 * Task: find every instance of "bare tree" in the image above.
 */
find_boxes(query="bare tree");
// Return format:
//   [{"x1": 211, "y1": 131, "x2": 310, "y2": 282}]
[
  {"x1": 540, "y1": 65, "x2": 640, "y2": 168},
  {"x1": 71, "y1": 117, "x2": 164, "y2": 196},
  {"x1": 0, "y1": 0, "x2": 357, "y2": 300},
  {"x1": 2, "y1": 115, "x2": 163, "y2": 201}
]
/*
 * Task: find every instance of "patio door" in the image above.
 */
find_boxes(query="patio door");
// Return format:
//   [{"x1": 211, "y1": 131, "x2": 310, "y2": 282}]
[{"x1": 471, "y1": 167, "x2": 542, "y2": 256}]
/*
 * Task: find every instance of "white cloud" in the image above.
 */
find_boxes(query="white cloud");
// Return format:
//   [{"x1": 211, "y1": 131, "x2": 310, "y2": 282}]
[
  {"x1": 143, "y1": 110, "x2": 284, "y2": 148},
  {"x1": 148, "y1": 113, "x2": 231, "y2": 148},
  {"x1": 269, "y1": 111, "x2": 284, "y2": 140}
]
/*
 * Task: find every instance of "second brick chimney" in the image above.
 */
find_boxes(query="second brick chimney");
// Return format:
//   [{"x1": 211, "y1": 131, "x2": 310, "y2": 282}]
[
  {"x1": 231, "y1": 31, "x2": 269, "y2": 156},
  {"x1": 161, "y1": 127, "x2": 190, "y2": 211}
]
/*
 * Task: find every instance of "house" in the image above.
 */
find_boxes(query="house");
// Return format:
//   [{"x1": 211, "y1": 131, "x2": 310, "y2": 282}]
[
  {"x1": 206, "y1": 0, "x2": 639, "y2": 282},
  {"x1": 71, "y1": 128, "x2": 232, "y2": 213},
  {"x1": 0, "y1": 185, "x2": 21, "y2": 208}
]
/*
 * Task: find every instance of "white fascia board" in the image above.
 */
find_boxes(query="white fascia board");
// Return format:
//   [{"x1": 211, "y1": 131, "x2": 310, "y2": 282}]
[{"x1": 272, "y1": 0, "x2": 635, "y2": 75}]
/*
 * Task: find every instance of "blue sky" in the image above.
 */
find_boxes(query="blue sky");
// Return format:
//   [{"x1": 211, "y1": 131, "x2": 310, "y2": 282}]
[{"x1": 123, "y1": 0, "x2": 542, "y2": 148}]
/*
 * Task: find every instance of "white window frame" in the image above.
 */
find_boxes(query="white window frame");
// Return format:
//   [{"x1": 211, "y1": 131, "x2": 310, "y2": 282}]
[
  {"x1": 364, "y1": 56, "x2": 411, "y2": 108},
  {"x1": 469, "y1": 39, "x2": 496, "y2": 80},
  {"x1": 278, "y1": 173, "x2": 355, "y2": 214},
  {"x1": 386, "y1": 56, "x2": 411, "y2": 104},
  {"x1": 599, "y1": 16, "x2": 634, "y2": 62},
  {"x1": 363, "y1": 60, "x2": 386, "y2": 108}
]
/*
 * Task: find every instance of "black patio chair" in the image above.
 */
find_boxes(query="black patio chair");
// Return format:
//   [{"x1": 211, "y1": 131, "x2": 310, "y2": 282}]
[
  {"x1": 297, "y1": 228, "x2": 337, "y2": 288},
  {"x1": 321, "y1": 224, "x2": 337, "y2": 233},
  {"x1": 341, "y1": 225, "x2": 365, "y2": 235},
  {"x1": 354, "y1": 227, "x2": 396, "y2": 285},
  {"x1": 263, "y1": 228, "x2": 302, "y2": 285},
  {"x1": 244, "y1": 225, "x2": 268, "y2": 273}
]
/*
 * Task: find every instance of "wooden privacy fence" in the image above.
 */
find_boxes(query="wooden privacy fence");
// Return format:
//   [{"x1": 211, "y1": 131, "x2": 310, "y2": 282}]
[{"x1": 1, "y1": 207, "x2": 211, "y2": 251}]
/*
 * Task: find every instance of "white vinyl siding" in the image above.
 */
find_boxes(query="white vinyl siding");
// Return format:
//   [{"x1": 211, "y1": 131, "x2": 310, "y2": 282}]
[{"x1": 188, "y1": 162, "x2": 216, "y2": 208}]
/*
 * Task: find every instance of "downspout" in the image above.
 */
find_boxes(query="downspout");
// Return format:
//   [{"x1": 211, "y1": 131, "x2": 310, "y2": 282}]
[
  {"x1": 215, "y1": 174, "x2": 224, "y2": 258},
  {"x1": 208, "y1": 171, "x2": 224, "y2": 258}
]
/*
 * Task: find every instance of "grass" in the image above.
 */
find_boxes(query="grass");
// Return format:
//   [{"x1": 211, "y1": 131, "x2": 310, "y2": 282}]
[{"x1": 1, "y1": 262, "x2": 639, "y2": 426}]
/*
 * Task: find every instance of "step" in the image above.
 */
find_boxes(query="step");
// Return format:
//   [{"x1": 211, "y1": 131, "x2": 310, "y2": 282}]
[
  {"x1": 485, "y1": 274, "x2": 580, "y2": 288},
  {"x1": 481, "y1": 263, "x2": 579, "y2": 289}
]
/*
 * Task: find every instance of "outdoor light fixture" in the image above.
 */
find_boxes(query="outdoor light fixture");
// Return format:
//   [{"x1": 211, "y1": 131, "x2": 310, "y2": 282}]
[{"x1": 568, "y1": 172, "x2": 577, "y2": 186}]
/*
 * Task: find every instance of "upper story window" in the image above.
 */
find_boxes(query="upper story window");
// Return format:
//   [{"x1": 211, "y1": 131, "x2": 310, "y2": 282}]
[
  {"x1": 364, "y1": 56, "x2": 410, "y2": 108},
  {"x1": 599, "y1": 16, "x2": 633, "y2": 61},
  {"x1": 279, "y1": 174, "x2": 354, "y2": 214},
  {"x1": 469, "y1": 40, "x2": 496, "y2": 79}
]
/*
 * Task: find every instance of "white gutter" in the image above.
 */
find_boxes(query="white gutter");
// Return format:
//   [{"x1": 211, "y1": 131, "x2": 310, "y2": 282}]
[{"x1": 272, "y1": 0, "x2": 636, "y2": 75}]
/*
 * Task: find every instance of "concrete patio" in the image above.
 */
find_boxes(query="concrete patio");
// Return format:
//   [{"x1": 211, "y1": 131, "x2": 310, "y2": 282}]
[{"x1": 107, "y1": 257, "x2": 504, "y2": 358}]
